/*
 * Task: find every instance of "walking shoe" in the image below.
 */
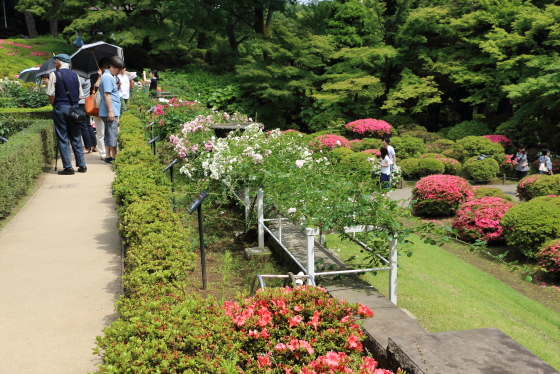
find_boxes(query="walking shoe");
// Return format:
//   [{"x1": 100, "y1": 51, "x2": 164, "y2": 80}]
[
  {"x1": 77, "y1": 166, "x2": 87, "y2": 173},
  {"x1": 57, "y1": 168, "x2": 75, "y2": 175},
  {"x1": 104, "y1": 157, "x2": 113, "y2": 164}
]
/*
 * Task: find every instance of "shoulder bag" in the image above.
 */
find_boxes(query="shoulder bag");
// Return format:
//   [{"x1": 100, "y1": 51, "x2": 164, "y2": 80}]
[
  {"x1": 85, "y1": 87, "x2": 99, "y2": 116},
  {"x1": 539, "y1": 157, "x2": 549, "y2": 172},
  {"x1": 56, "y1": 71, "x2": 86, "y2": 123}
]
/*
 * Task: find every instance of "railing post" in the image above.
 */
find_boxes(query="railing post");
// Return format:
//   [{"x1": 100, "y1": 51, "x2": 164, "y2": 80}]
[
  {"x1": 257, "y1": 189, "x2": 264, "y2": 249},
  {"x1": 388, "y1": 238, "x2": 398, "y2": 305},
  {"x1": 278, "y1": 214, "x2": 283, "y2": 245},
  {"x1": 244, "y1": 187, "x2": 250, "y2": 224},
  {"x1": 305, "y1": 228, "x2": 318, "y2": 285}
]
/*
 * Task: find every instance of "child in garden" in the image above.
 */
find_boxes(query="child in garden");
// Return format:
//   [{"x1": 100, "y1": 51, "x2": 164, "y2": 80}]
[
  {"x1": 539, "y1": 148, "x2": 553, "y2": 175},
  {"x1": 512, "y1": 144, "x2": 530, "y2": 180},
  {"x1": 379, "y1": 146, "x2": 391, "y2": 192}
]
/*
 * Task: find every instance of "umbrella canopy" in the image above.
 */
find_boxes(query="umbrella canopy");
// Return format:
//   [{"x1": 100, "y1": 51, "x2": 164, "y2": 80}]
[
  {"x1": 18, "y1": 67, "x2": 40, "y2": 83},
  {"x1": 36, "y1": 58, "x2": 56, "y2": 77},
  {"x1": 70, "y1": 41, "x2": 124, "y2": 78}
]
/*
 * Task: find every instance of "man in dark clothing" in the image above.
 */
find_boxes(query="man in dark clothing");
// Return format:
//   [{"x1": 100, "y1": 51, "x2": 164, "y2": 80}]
[{"x1": 47, "y1": 53, "x2": 87, "y2": 175}]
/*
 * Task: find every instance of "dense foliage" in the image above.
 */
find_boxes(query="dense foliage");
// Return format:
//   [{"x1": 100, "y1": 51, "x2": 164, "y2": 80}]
[{"x1": 537, "y1": 240, "x2": 560, "y2": 279}]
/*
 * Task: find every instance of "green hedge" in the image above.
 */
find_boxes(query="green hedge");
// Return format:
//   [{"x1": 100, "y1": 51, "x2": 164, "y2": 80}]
[{"x1": 0, "y1": 119, "x2": 55, "y2": 218}]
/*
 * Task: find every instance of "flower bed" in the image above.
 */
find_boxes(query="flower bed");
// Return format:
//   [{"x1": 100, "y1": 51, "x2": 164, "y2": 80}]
[
  {"x1": 452, "y1": 197, "x2": 514, "y2": 243},
  {"x1": 412, "y1": 175, "x2": 474, "y2": 217}
]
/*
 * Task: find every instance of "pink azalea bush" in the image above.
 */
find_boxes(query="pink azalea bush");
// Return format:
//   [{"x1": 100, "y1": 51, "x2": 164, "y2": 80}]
[
  {"x1": 412, "y1": 175, "x2": 474, "y2": 216},
  {"x1": 517, "y1": 174, "x2": 547, "y2": 201},
  {"x1": 537, "y1": 240, "x2": 560, "y2": 278},
  {"x1": 345, "y1": 119, "x2": 392, "y2": 138},
  {"x1": 452, "y1": 197, "x2": 515, "y2": 243},
  {"x1": 311, "y1": 134, "x2": 351, "y2": 150},
  {"x1": 483, "y1": 135, "x2": 513, "y2": 148},
  {"x1": 362, "y1": 149, "x2": 381, "y2": 156},
  {"x1": 225, "y1": 286, "x2": 399, "y2": 373}
]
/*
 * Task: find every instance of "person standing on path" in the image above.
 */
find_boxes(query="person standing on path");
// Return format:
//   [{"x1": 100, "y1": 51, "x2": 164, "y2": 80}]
[
  {"x1": 78, "y1": 75, "x2": 97, "y2": 154},
  {"x1": 47, "y1": 53, "x2": 87, "y2": 175},
  {"x1": 99, "y1": 56, "x2": 125, "y2": 164},
  {"x1": 117, "y1": 68, "x2": 133, "y2": 112},
  {"x1": 90, "y1": 57, "x2": 110, "y2": 160},
  {"x1": 512, "y1": 144, "x2": 530, "y2": 180},
  {"x1": 539, "y1": 148, "x2": 553, "y2": 175},
  {"x1": 382, "y1": 137, "x2": 396, "y2": 187}
]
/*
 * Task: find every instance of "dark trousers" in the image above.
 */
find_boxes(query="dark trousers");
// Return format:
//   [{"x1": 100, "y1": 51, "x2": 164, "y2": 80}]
[
  {"x1": 80, "y1": 104, "x2": 97, "y2": 149},
  {"x1": 53, "y1": 105, "x2": 85, "y2": 169},
  {"x1": 516, "y1": 170, "x2": 528, "y2": 181}
]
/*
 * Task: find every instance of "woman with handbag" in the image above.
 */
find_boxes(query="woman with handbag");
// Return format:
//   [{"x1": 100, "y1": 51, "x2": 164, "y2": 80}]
[
  {"x1": 539, "y1": 148, "x2": 553, "y2": 175},
  {"x1": 512, "y1": 144, "x2": 530, "y2": 180}
]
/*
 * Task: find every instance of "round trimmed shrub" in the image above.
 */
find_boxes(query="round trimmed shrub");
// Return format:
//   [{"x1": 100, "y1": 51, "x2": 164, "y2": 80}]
[
  {"x1": 310, "y1": 134, "x2": 350, "y2": 150},
  {"x1": 501, "y1": 196, "x2": 560, "y2": 258},
  {"x1": 391, "y1": 135, "x2": 427, "y2": 159},
  {"x1": 412, "y1": 175, "x2": 474, "y2": 217},
  {"x1": 517, "y1": 174, "x2": 548, "y2": 201},
  {"x1": 537, "y1": 239, "x2": 560, "y2": 278},
  {"x1": 349, "y1": 139, "x2": 364, "y2": 152},
  {"x1": 519, "y1": 174, "x2": 560, "y2": 200},
  {"x1": 452, "y1": 197, "x2": 515, "y2": 243},
  {"x1": 462, "y1": 156, "x2": 499, "y2": 181},
  {"x1": 362, "y1": 138, "x2": 382, "y2": 150},
  {"x1": 429, "y1": 139, "x2": 455, "y2": 154},
  {"x1": 338, "y1": 152, "x2": 372, "y2": 176},
  {"x1": 420, "y1": 153, "x2": 462, "y2": 175},
  {"x1": 344, "y1": 118, "x2": 393, "y2": 138},
  {"x1": 417, "y1": 158, "x2": 445, "y2": 177},
  {"x1": 451, "y1": 136, "x2": 505, "y2": 163},
  {"x1": 447, "y1": 120, "x2": 491, "y2": 140},
  {"x1": 329, "y1": 146, "x2": 355, "y2": 162},
  {"x1": 472, "y1": 186, "x2": 513, "y2": 202},
  {"x1": 399, "y1": 158, "x2": 420, "y2": 179}
]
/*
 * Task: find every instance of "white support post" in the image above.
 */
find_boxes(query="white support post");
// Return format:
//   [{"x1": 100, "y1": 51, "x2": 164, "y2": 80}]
[
  {"x1": 244, "y1": 187, "x2": 250, "y2": 224},
  {"x1": 278, "y1": 214, "x2": 283, "y2": 245},
  {"x1": 305, "y1": 228, "x2": 320, "y2": 285},
  {"x1": 257, "y1": 189, "x2": 264, "y2": 249},
  {"x1": 388, "y1": 238, "x2": 398, "y2": 305}
]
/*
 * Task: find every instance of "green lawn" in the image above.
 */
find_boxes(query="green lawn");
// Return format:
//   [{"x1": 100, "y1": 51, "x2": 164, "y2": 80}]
[{"x1": 326, "y1": 234, "x2": 560, "y2": 370}]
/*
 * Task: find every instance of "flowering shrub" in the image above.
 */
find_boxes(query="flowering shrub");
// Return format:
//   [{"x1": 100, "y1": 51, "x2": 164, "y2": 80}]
[
  {"x1": 362, "y1": 149, "x2": 381, "y2": 156},
  {"x1": 225, "y1": 286, "x2": 398, "y2": 373},
  {"x1": 499, "y1": 154, "x2": 517, "y2": 179},
  {"x1": 501, "y1": 196, "x2": 560, "y2": 257},
  {"x1": 310, "y1": 134, "x2": 351, "y2": 150},
  {"x1": 371, "y1": 163, "x2": 403, "y2": 186},
  {"x1": 517, "y1": 174, "x2": 548, "y2": 201},
  {"x1": 344, "y1": 118, "x2": 392, "y2": 138},
  {"x1": 452, "y1": 197, "x2": 515, "y2": 243},
  {"x1": 150, "y1": 97, "x2": 206, "y2": 139},
  {"x1": 412, "y1": 175, "x2": 474, "y2": 216},
  {"x1": 483, "y1": 135, "x2": 513, "y2": 148},
  {"x1": 537, "y1": 240, "x2": 560, "y2": 278},
  {"x1": 516, "y1": 174, "x2": 560, "y2": 200}
]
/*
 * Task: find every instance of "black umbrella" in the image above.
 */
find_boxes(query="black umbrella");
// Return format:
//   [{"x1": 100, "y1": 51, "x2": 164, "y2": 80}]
[
  {"x1": 36, "y1": 58, "x2": 56, "y2": 77},
  {"x1": 70, "y1": 41, "x2": 124, "y2": 78},
  {"x1": 18, "y1": 67, "x2": 40, "y2": 83}
]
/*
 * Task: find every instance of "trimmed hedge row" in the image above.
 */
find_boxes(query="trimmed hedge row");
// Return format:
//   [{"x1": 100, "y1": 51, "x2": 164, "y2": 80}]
[{"x1": 0, "y1": 119, "x2": 55, "y2": 218}]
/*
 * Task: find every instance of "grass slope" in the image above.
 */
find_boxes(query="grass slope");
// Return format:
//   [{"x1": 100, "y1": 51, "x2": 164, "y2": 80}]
[
  {"x1": 0, "y1": 37, "x2": 76, "y2": 78},
  {"x1": 326, "y1": 233, "x2": 560, "y2": 370}
]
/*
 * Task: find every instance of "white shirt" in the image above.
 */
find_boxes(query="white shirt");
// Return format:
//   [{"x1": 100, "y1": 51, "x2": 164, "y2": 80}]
[
  {"x1": 381, "y1": 156, "x2": 391, "y2": 175},
  {"x1": 387, "y1": 145, "x2": 395, "y2": 164},
  {"x1": 118, "y1": 73, "x2": 131, "y2": 99}
]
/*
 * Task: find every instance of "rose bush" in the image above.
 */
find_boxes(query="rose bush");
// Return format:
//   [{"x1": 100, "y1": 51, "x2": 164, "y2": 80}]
[
  {"x1": 412, "y1": 175, "x2": 474, "y2": 216},
  {"x1": 452, "y1": 197, "x2": 515, "y2": 243}
]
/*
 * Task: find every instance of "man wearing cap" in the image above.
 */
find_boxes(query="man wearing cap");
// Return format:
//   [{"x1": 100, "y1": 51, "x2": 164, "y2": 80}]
[{"x1": 47, "y1": 53, "x2": 87, "y2": 175}]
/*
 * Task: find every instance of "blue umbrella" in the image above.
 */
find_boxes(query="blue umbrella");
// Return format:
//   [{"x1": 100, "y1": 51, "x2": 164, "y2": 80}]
[
  {"x1": 17, "y1": 67, "x2": 40, "y2": 83},
  {"x1": 36, "y1": 58, "x2": 56, "y2": 77}
]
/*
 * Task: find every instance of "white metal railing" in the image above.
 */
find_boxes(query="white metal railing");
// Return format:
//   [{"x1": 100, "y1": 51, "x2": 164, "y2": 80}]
[{"x1": 232, "y1": 187, "x2": 398, "y2": 305}]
